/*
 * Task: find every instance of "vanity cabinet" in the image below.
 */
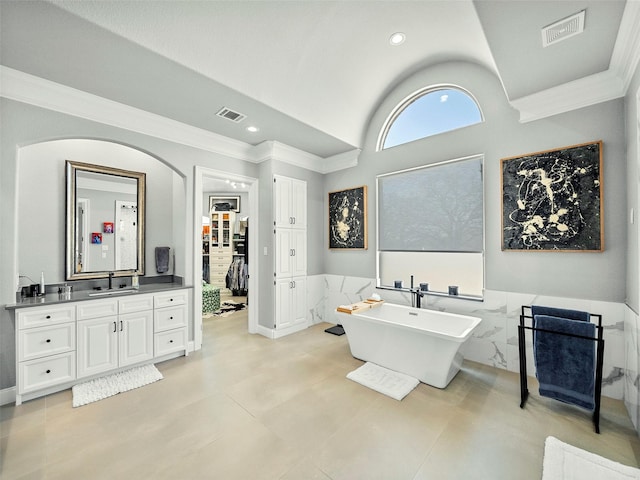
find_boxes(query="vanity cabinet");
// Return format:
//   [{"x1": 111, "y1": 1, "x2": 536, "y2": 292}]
[
  {"x1": 16, "y1": 304, "x2": 76, "y2": 397},
  {"x1": 153, "y1": 290, "x2": 188, "y2": 356},
  {"x1": 77, "y1": 296, "x2": 154, "y2": 379},
  {"x1": 13, "y1": 287, "x2": 190, "y2": 405}
]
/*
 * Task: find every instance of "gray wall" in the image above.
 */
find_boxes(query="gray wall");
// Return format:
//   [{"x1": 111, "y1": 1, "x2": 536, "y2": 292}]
[{"x1": 324, "y1": 61, "x2": 627, "y2": 303}]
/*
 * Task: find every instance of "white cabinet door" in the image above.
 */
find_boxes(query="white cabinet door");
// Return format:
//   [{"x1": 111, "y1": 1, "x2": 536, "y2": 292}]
[
  {"x1": 274, "y1": 175, "x2": 293, "y2": 228},
  {"x1": 77, "y1": 316, "x2": 118, "y2": 378},
  {"x1": 275, "y1": 229, "x2": 306, "y2": 278},
  {"x1": 274, "y1": 229, "x2": 293, "y2": 278},
  {"x1": 291, "y1": 230, "x2": 307, "y2": 277},
  {"x1": 291, "y1": 276, "x2": 307, "y2": 326},
  {"x1": 274, "y1": 278, "x2": 294, "y2": 329},
  {"x1": 119, "y1": 310, "x2": 154, "y2": 367},
  {"x1": 290, "y1": 178, "x2": 307, "y2": 228}
]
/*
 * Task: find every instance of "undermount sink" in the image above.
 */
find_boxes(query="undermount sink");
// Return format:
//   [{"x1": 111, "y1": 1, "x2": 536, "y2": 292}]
[{"x1": 88, "y1": 289, "x2": 137, "y2": 297}]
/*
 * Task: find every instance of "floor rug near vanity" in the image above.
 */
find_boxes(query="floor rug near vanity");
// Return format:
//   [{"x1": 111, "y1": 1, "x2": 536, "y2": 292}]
[
  {"x1": 72, "y1": 364, "x2": 163, "y2": 407},
  {"x1": 542, "y1": 436, "x2": 640, "y2": 480},
  {"x1": 346, "y1": 362, "x2": 419, "y2": 401},
  {"x1": 211, "y1": 301, "x2": 246, "y2": 317}
]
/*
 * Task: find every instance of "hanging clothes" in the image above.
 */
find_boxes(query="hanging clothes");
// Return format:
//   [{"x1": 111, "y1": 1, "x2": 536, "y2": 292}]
[{"x1": 226, "y1": 257, "x2": 248, "y2": 295}]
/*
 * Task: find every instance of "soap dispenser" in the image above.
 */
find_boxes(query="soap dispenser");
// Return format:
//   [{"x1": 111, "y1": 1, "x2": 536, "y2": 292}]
[
  {"x1": 132, "y1": 272, "x2": 139, "y2": 290},
  {"x1": 39, "y1": 271, "x2": 45, "y2": 296}
]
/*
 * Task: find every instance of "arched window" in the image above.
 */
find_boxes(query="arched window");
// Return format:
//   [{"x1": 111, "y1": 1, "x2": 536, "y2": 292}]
[{"x1": 378, "y1": 86, "x2": 483, "y2": 150}]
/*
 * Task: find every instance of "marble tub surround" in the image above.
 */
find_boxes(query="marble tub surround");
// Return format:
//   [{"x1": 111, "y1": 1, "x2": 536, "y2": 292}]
[{"x1": 624, "y1": 305, "x2": 640, "y2": 436}]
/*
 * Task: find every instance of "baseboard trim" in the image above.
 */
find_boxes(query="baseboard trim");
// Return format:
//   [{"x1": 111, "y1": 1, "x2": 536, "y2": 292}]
[{"x1": 0, "y1": 386, "x2": 16, "y2": 406}]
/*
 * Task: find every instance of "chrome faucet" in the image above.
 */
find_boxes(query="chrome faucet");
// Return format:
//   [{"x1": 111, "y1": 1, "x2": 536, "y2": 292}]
[{"x1": 108, "y1": 272, "x2": 115, "y2": 290}]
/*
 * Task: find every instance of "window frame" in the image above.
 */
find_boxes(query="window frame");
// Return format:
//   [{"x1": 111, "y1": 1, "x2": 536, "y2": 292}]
[{"x1": 376, "y1": 84, "x2": 484, "y2": 151}]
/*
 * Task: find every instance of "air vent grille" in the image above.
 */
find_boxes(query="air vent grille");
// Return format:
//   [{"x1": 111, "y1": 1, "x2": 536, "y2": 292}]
[
  {"x1": 216, "y1": 107, "x2": 247, "y2": 123},
  {"x1": 542, "y1": 10, "x2": 585, "y2": 47}
]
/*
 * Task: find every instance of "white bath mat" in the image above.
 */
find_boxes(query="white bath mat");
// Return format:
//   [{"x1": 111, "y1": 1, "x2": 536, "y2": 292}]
[
  {"x1": 72, "y1": 364, "x2": 163, "y2": 407},
  {"x1": 542, "y1": 436, "x2": 640, "y2": 480},
  {"x1": 346, "y1": 362, "x2": 419, "y2": 401}
]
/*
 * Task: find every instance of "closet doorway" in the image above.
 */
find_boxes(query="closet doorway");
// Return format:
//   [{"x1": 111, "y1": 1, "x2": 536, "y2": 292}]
[{"x1": 193, "y1": 167, "x2": 259, "y2": 351}]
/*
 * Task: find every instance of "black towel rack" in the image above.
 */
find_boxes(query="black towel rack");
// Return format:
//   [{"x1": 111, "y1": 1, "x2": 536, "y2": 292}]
[{"x1": 518, "y1": 305, "x2": 605, "y2": 433}]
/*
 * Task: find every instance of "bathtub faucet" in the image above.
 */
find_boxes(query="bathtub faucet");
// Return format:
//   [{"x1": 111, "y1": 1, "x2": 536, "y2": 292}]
[{"x1": 411, "y1": 287, "x2": 424, "y2": 309}]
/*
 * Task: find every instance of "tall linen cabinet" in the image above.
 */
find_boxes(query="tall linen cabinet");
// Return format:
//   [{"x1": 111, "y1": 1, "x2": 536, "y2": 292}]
[{"x1": 273, "y1": 174, "x2": 308, "y2": 336}]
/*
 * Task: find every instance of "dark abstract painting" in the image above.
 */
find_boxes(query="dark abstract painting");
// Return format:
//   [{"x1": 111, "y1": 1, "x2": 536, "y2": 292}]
[
  {"x1": 329, "y1": 186, "x2": 367, "y2": 249},
  {"x1": 501, "y1": 141, "x2": 603, "y2": 251}
]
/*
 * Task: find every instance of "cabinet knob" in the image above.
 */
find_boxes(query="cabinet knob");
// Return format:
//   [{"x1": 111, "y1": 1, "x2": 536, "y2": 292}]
[
  {"x1": 46, "y1": 315, "x2": 51, "y2": 319},
  {"x1": 170, "y1": 316, "x2": 174, "y2": 320},
  {"x1": 169, "y1": 340, "x2": 174, "y2": 343},
  {"x1": 46, "y1": 369, "x2": 51, "y2": 374},
  {"x1": 46, "y1": 339, "x2": 51, "y2": 343},
  {"x1": 170, "y1": 298, "x2": 174, "y2": 302}
]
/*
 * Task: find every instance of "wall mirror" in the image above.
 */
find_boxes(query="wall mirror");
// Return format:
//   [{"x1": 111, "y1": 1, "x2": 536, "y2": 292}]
[{"x1": 66, "y1": 160, "x2": 146, "y2": 280}]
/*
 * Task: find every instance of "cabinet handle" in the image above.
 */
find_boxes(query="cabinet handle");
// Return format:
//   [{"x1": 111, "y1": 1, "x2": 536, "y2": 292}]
[
  {"x1": 46, "y1": 369, "x2": 51, "y2": 374},
  {"x1": 120, "y1": 321, "x2": 123, "y2": 332},
  {"x1": 113, "y1": 321, "x2": 117, "y2": 333},
  {"x1": 292, "y1": 217, "x2": 296, "y2": 225},
  {"x1": 292, "y1": 249, "x2": 296, "y2": 256},
  {"x1": 46, "y1": 339, "x2": 51, "y2": 343},
  {"x1": 292, "y1": 280, "x2": 296, "y2": 288}
]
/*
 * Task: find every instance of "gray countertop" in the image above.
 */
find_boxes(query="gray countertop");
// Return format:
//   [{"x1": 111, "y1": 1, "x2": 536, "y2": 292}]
[{"x1": 5, "y1": 283, "x2": 192, "y2": 310}]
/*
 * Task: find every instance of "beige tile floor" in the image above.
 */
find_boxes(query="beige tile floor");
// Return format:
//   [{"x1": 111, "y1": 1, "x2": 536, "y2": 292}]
[{"x1": 2, "y1": 302, "x2": 640, "y2": 479}]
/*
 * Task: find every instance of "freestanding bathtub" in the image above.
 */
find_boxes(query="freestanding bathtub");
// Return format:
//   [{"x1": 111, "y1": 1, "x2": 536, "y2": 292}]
[{"x1": 338, "y1": 303, "x2": 482, "y2": 388}]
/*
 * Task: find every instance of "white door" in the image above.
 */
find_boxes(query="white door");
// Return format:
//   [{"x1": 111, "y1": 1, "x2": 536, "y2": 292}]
[
  {"x1": 77, "y1": 316, "x2": 118, "y2": 378},
  {"x1": 119, "y1": 310, "x2": 154, "y2": 367},
  {"x1": 274, "y1": 278, "x2": 294, "y2": 329}
]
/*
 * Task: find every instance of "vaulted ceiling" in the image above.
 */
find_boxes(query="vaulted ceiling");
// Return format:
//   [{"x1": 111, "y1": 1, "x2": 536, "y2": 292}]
[{"x1": 1, "y1": 0, "x2": 638, "y2": 169}]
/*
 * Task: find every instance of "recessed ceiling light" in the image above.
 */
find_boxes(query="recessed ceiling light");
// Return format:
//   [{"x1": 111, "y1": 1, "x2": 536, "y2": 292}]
[
  {"x1": 389, "y1": 32, "x2": 405, "y2": 46},
  {"x1": 246, "y1": 126, "x2": 259, "y2": 133}
]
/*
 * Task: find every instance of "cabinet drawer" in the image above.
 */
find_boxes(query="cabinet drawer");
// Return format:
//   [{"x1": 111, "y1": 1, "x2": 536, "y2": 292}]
[
  {"x1": 17, "y1": 305, "x2": 75, "y2": 330},
  {"x1": 154, "y1": 328, "x2": 186, "y2": 356},
  {"x1": 19, "y1": 323, "x2": 75, "y2": 362},
  {"x1": 154, "y1": 305, "x2": 187, "y2": 332},
  {"x1": 77, "y1": 299, "x2": 118, "y2": 320},
  {"x1": 154, "y1": 290, "x2": 188, "y2": 308},
  {"x1": 19, "y1": 351, "x2": 76, "y2": 394},
  {"x1": 211, "y1": 264, "x2": 230, "y2": 274},
  {"x1": 119, "y1": 294, "x2": 154, "y2": 314}
]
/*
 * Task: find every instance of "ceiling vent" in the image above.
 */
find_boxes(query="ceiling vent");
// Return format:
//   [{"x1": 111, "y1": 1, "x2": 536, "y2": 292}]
[
  {"x1": 216, "y1": 107, "x2": 247, "y2": 123},
  {"x1": 541, "y1": 10, "x2": 585, "y2": 48}
]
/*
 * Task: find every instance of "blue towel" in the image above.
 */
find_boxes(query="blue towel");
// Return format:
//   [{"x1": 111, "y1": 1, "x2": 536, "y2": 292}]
[
  {"x1": 531, "y1": 305, "x2": 590, "y2": 322},
  {"x1": 533, "y1": 314, "x2": 596, "y2": 410},
  {"x1": 155, "y1": 246, "x2": 170, "y2": 273}
]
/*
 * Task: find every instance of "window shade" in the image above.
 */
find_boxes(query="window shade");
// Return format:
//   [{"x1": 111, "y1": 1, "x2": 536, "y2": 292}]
[{"x1": 377, "y1": 156, "x2": 483, "y2": 252}]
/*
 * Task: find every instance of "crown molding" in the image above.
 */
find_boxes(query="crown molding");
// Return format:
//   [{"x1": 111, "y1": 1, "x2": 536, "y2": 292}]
[
  {"x1": 321, "y1": 148, "x2": 361, "y2": 174},
  {"x1": 510, "y1": 69, "x2": 625, "y2": 123},
  {"x1": 0, "y1": 66, "x2": 360, "y2": 173},
  {"x1": 510, "y1": 1, "x2": 640, "y2": 123}
]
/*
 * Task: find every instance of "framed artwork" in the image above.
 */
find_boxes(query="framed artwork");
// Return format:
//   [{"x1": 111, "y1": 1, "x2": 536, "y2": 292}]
[
  {"x1": 91, "y1": 232, "x2": 103, "y2": 244},
  {"x1": 103, "y1": 222, "x2": 114, "y2": 234},
  {"x1": 329, "y1": 185, "x2": 367, "y2": 249},
  {"x1": 209, "y1": 196, "x2": 240, "y2": 212},
  {"x1": 501, "y1": 141, "x2": 603, "y2": 251}
]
